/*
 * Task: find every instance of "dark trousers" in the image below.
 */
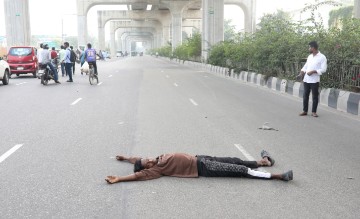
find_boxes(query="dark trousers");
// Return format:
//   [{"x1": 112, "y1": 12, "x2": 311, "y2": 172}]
[
  {"x1": 303, "y1": 82, "x2": 320, "y2": 113},
  {"x1": 196, "y1": 155, "x2": 258, "y2": 177},
  {"x1": 61, "y1": 63, "x2": 65, "y2": 76},
  {"x1": 72, "y1": 62, "x2": 75, "y2": 74},
  {"x1": 88, "y1": 61, "x2": 98, "y2": 75},
  {"x1": 65, "y1": 63, "x2": 73, "y2": 81}
]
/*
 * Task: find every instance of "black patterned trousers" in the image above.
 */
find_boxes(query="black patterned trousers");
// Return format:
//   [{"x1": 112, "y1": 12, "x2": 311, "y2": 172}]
[{"x1": 196, "y1": 155, "x2": 270, "y2": 179}]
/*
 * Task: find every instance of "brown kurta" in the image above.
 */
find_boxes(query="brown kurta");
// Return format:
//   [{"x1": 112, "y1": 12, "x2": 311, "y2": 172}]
[{"x1": 134, "y1": 153, "x2": 198, "y2": 180}]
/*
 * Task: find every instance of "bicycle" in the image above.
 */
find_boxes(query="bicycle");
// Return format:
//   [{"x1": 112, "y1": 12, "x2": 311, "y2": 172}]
[{"x1": 88, "y1": 63, "x2": 98, "y2": 85}]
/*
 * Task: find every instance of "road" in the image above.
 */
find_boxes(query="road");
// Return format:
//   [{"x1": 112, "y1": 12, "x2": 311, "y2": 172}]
[{"x1": 1, "y1": 55, "x2": 359, "y2": 218}]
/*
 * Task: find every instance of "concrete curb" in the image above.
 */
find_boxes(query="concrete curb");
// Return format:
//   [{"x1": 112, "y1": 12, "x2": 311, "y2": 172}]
[{"x1": 173, "y1": 59, "x2": 360, "y2": 116}]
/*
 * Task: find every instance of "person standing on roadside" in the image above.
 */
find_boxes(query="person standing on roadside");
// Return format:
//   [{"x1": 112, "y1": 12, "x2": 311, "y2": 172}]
[
  {"x1": 79, "y1": 49, "x2": 86, "y2": 75},
  {"x1": 59, "y1": 45, "x2": 66, "y2": 77},
  {"x1": 299, "y1": 41, "x2": 327, "y2": 117},
  {"x1": 63, "y1": 42, "x2": 73, "y2": 82},
  {"x1": 70, "y1": 46, "x2": 77, "y2": 75}
]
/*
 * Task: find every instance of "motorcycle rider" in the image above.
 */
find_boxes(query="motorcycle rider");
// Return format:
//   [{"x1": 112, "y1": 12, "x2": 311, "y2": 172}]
[
  {"x1": 84, "y1": 43, "x2": 98, "y2": 75},
  {"x1": 40, "y1": 44, "x2": 60, "y2": 84}
]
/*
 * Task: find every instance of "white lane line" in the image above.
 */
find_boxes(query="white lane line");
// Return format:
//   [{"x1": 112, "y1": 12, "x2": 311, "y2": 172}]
[
  {"x1": 166, "y1": 75, "x2": 169, "y2": 78},
  {"x1": 16, "y1": 82, "x2": 28, "y2": 86},
  {"x1": 234, "y1": 144, "x2": 254, "y2": 161},
  {"x1": 118, "y1": 122, "x2": 124, "y2": 125},
  {"x1": 189, "y1": 98, "x2": 198, "y2": 106},
  {"x1": 108, "y1": 75, "x2": 113, "y2": 78},
  {"x1": 0, "y1": 144, "x2": 24, "y2": 163},
  {"x1": 97, "y1": 82, "x2": 103, "y2": 86},
  {"x1": 203, "y1": 76, "x2": 208, "y2": 78},
  {"x1": 71, "y1": 98, "x2": 82, "y2": 105},
  {"x1": 174, "y1": 83, "x2": 178, "y2": 87},
  {"x1": 234, "y1": 144, "x2": 267, "y2": 172}
]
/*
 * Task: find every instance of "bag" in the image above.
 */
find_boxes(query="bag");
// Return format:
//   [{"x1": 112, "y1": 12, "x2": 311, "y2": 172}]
[
  {"x1": 81, "y1": 61, "x2": 89, "y2": 73},
  {"x1": 70, "y1": 49, "x2": 76, "y2": 62}
]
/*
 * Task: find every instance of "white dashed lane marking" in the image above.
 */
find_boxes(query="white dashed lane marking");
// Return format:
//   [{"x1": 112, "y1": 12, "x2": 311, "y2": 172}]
[
  {"x1": 71, "y1": 98, "x2": 82, "y2": 105},
  {"x1": 189, "y1": 98, "x2": 198, "y2": 106},
  {"x1": 15, "y1": 82, "x2": 28, "y2": 86},
  {"x1": 174, "y1": 83, "x2": 178, "y2": 87},
  {"x1": 0, "y1": 144, "x2": 24, "y2": 164},
  {"x1": 234, "y1": 144, "x2": 267, "y2": 172}
]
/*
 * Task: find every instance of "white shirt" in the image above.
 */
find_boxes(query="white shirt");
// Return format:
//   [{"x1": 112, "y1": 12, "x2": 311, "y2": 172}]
[
  {"x1": 40, "y1": 49, "x2": 51, "y2": 64},
  {"x1": 301, "y1": 51, "x2": 327, "y2": 83},
  {"x1": 37, "y1": 48, "x2": 43, "y2": 63}
]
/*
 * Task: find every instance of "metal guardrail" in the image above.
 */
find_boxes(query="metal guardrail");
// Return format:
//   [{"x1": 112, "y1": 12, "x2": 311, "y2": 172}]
[{"x1": 280, "y1": 61, "x2": 360, "y2": 91}]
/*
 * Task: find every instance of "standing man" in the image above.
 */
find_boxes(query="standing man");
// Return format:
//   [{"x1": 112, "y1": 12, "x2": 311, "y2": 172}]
[
  {"x1": 63, "y1": 42, "x2": 73, "y2": 82},
  {"x1": 299, "y1": 41, "x2": 327, "y2": 117},
  {"x1": 59, "y1": 45, "x2": 66, "y2": 77},
  {"x1": 70, "y1": 46, "x2": 77, "y2": 75}
]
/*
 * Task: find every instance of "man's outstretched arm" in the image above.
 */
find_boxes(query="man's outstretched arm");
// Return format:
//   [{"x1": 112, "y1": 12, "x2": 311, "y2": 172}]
[
  {"x1": 116, "y1": 155, "x2": 141, "y2": 164},
  {"x1": 105, "y1": 174, "x2": 138, "y2": 184}
]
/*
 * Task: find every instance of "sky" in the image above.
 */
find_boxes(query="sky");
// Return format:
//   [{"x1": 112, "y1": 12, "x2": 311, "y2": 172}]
[{"x1": 0, "y1": 0, "x2": 349, "y2": 38}]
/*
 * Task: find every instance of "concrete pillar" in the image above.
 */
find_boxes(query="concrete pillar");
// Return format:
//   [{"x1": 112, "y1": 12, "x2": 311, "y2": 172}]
[
  {"x1": 162, "y1": 22, "x2": 171, "y2": 46},
  {"x1": 202, "y1": 0, "x2": 224, "y2": 61},
  {"x1": 355, "y1": 0, "x2": 360, "y2": 18},
  {"x1": 76, "y1": 0, "x2": 89, "y2": 47},
  {"x1": 97, "y1": 11, "x2": 106, "y2": 51},
  {"x1": 110, "y1": 22, "x2": 116, "y2": 57},
  {"x1": 171, "y1": 12, "x2": 183, "y2": 50},
  {"x1": 117, "y1": 33, "x2": 122, "y2": 51},
  {"x1": 98, "y1": 26, "x2": 106, "y2": 51},
  {"x1": 4, "y1": 0, "x2": 31, "y2": 48}
]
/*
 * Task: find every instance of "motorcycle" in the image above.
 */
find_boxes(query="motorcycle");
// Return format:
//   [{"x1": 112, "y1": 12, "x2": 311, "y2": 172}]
[{"x1": 38, "y1": 63, "x2": 55, "y2": 85}]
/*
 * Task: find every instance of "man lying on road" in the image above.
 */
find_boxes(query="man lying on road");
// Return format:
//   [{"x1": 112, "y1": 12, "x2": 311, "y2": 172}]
[{"x1": 105, "y1": 150, "x2": 293, "y2": 184}]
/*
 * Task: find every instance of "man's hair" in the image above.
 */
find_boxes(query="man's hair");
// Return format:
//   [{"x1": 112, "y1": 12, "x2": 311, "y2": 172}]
[
  {"x1": 70, "y1": 46, "x2": 73, "y2": 50},
  {"x1": 40, "y1": 43, "x2": 43, "y2": 48},
  {"x1": 60, "y1": 45, "x2": 64, "y2": 49},
  {"x1": 64, "y1": 42, "x2": 69, "y2": 47},
  {"x1": 134, "y1": 159, "x2": 144, "y2": 173},
  {"x1": 52, "y1": 47, "x2": 55, "y2": 50},
  {"x1": 87, "y1": 43, "x2": 92, "y2": 48},
  {"x1": 309, "y1": 41, "x2": 318, "y2": 50}
]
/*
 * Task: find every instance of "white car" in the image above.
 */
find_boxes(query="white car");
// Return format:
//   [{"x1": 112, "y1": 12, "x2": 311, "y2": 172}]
[{"x1": 0, "y1": 59, "x2": 10, "y2": 85}]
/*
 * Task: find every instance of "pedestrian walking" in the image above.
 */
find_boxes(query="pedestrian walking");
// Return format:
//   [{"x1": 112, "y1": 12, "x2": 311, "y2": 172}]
[{"x1": 299, "y1": 41, "x2": 327, "y2": 117}]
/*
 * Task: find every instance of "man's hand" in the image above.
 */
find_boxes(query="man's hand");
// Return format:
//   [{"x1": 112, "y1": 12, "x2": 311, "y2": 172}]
[
  {"x1": 105, "y1": 176, "x2": 119, "y2": 184},
  {"x1": 116, "y1": 155, "x2": 126, "y2": 161},
  {"x1": 307, "y1": 70, "x2": 316, "y2": 76}
]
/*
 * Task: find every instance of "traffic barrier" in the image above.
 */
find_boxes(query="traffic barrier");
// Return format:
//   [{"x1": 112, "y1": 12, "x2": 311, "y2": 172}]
[{"x1": 167, "y1": 59, "x2": 359, "y2": 116}]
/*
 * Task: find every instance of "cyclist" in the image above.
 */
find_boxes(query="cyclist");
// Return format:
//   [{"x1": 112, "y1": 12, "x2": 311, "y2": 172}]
[{"x1": 84, "y1": 43, "x2": 98, "y2": 75}]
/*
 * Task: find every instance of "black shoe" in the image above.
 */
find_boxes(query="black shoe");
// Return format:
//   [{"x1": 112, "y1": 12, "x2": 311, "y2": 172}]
[
  {"x1": 66, "y1": 80, "x2": 73, "y2": 82},
  {"x1": 282, "y1": 170, "x2": 293, "y2": 181},
  {"x1": 260, "y1": 150, "x2": 275, "y2": 166},
  {"x1": 55, "y1": 81, "x2": 61, "y2": 84}
]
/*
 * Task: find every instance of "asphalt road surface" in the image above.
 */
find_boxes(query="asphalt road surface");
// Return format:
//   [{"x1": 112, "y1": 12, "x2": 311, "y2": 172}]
[{"x1": 1, "y1": 55, "x2": 359, "y2": 218}]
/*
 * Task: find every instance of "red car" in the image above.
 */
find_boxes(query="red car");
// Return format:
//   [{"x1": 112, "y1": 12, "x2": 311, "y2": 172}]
[{"x1": 7, "y1": 46, "x2": 38, "y2": 78}]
